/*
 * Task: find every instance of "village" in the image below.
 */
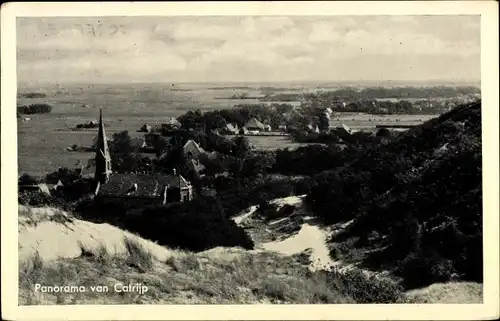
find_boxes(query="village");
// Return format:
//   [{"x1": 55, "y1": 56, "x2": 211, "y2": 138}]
[{"x1": 18, "y1": 90, "x2": 480, "y2": 203}]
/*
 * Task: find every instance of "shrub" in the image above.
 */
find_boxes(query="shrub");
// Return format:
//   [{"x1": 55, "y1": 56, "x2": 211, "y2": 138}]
[
  {"x1": 18, "y1": 190, "x2": 73, "y2": 212},
  {"x1": 376, "y1": 128, "x2": 391, "y2": 137},
  {"x1": 328, "y1": 268, "x2": 408, "y2": 303},
  {"x1": 18, "y1": 173, "x2": 39, "y2": 185},
  {"x1": 121, "y1": 197, "x2": 254, "y2": 252},
  {"x1": 395, "y1": 252, "x2": 455, "y2": 289}
]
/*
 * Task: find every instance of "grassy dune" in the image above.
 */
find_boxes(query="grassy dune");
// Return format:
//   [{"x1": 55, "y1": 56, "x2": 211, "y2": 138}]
[
  {"x1": 19, "y1": 204, "x2": 481, "y2": 305},
  {"x1": 18, "y1": 205, "x2": 355, "y2": 305},
  {"x1": 20, "y1": 238, "x2": 355, "y2": 305}
]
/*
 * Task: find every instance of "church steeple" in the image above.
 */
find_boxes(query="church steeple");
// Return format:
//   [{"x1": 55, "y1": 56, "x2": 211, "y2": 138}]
[{"x1": 94, "y1": 108, "x2": 112, "y2": 184}]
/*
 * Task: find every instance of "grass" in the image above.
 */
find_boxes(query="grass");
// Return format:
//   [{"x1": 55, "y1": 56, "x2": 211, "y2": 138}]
[
  {"x1": 18, "y1": 204, "x2": 74, "y2": 227},
  {"x1": 19, "y1": 241, "x2": 362, "y2": 304},
  {"x1": 17, "y1": 204, "x2": 418, "y2": 305},
  {"x1": 123, "y1": 237, "x2": 154, "y2": 272},
  {"x1": 19, "y1": 239, "x2": 416, "y2": 305}
]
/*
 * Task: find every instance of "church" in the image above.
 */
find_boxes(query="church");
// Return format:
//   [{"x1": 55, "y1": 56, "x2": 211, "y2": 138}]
[{"x1": 93, "y1": 109, "x2": 194, "y2": 205}]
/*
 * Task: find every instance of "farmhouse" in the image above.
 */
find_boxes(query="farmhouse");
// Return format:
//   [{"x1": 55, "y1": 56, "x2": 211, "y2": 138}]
[
  {"x1": 307, "y1": 124, "x2": 320, "y2": 134},
  {"x1": 337, "y1": 124, "x2": 353, "y2": 136},
  {"x1": 239, "y1": 127, "x2": 250, "y2": 135},
  {"x1": 94, "y1": 109, "x2": 193, "y2": 205},
  {"x1": 277, "y1": 124, "x2": 287, "y2": 131},
  {"x1": 221, "y1": 123, "x2": 239, "y2": 135},
  {"x1": 245, "y1": 117, "x2": 265, "y2": 131},
  {"x1": 182, "y1": 139, "x2": 206, "y2": 159},
  {"x1": 18, "y1": 180, "x2": 63, "y2": 195},
  {"x1": 162, "y1": 117, "x2": 182, "y2": 131}
]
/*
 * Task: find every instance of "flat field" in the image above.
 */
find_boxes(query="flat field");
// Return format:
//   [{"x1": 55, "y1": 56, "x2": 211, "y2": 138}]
[{"x1": 16, "y1": 83, "x2": 437, "y2": 177}]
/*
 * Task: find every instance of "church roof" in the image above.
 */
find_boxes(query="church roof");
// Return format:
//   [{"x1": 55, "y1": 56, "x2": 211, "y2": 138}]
[{"x1": 98, "y1": 173, "x2": 191, "y2": 198}]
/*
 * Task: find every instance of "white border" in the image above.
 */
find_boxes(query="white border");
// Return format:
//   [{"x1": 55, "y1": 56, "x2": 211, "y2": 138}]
[{"x1": 2, "y1": 1, "x2": 499, "y2": 320}]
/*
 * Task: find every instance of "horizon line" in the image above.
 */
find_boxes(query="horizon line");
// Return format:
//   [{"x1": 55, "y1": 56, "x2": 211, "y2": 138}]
[{"x1": 18, "y1": 79, "x2": 482, "y2": 86}]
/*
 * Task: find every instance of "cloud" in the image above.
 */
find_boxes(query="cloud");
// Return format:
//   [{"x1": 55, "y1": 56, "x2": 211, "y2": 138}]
[{"x1": 17, "y1": 15, "x2": 480, "y2": 83}]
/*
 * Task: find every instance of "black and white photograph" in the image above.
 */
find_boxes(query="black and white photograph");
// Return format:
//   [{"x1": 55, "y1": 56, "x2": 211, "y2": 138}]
[{"x1": 2, "y1": 1, "x2": 499, "y2": 320}]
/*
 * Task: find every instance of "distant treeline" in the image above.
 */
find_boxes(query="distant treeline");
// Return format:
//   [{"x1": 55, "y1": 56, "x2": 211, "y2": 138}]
[
  {"x1": 18, "y1": 92, "x2": 47, "y2": 99},
  {"x1": 17, "y1": 103, "x2": 53, "y2": 114},
  {"x1": 303, "y1": 86, "x2": 480, "y2": 100},
  {"x1": 250, "y1": 86, "x2": 480, "y2": 104}
]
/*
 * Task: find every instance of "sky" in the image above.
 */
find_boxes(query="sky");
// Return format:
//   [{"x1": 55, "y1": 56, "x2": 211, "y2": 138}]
[{"x1": 17, "y1": 15, "x2": 481, "y2": 84}]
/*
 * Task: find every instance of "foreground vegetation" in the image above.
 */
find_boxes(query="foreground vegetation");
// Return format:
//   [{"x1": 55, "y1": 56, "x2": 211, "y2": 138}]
[{"x1": 19, "y1": 209, "x2": 410, "y2": 305}]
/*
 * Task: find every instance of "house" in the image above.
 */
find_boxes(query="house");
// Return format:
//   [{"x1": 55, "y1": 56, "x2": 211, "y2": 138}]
[
  {"x1": 161, "y1": 117, "x2": 182, "y2": 131},
  {"x1": 139, "y1": 124, "x2": 152, "y2": 133},
  {"x1": 307, "y1": 124, "x2": 320, "y2": 134},
  {"x1": 338, "y1": 124, "x2": 353, "y2": 136},
  {"x1": 93, "y1": 109, "x2": 194, "y2": 205},
  {"x1": 221, "y1": 123, "x2": 239, "y2": 135},
  {"x1": 277, "y1": 124, "x2": 287, "y2": 132},
  {"x1": 182, "y1": 140, "x2": 206, "y2": 159},
  {"x1": 188, "y1": 158, "x2": 206, "y2": 178},
  {"x1": 244, "y1": 118, "x2": 265, "y2": 131},
  {"x1": 239, "y1": 127, "x2": 250, "y2": 135},
  {"x1": 18, "y1": 180, "x2": 64, "y2": 195}
]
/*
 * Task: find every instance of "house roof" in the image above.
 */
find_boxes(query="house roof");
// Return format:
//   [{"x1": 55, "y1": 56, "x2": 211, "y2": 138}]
[
  {"x1": 165, "y1": 173, "x2": 191, "y2": 189},
  {"x1": 183, "y1": 140, "x2": 206, "y2": 158},
  {"x1": 98, "y1": 173, "x2": 191, "y2": 197},
  {"x1": 245, "y1": 118, "x2": 265, "y2": 130},
  {"x1": 189, "y1": 158, "x2": 206, "y2": 174},
  {"x1": 341, "y1": 124, "x2": 352, "y2": 134},
  {"x1": 164, "y1": 117, "x2": 181, "y2": 127},
  {"x1": 226, "y1": 123, "x2": 239, "y2": 132}
]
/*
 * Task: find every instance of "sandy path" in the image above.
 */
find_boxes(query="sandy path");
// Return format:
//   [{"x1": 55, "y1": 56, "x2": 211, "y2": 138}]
[{"x1": 260, "y1": 223, "x2": 333, "y2": 271}]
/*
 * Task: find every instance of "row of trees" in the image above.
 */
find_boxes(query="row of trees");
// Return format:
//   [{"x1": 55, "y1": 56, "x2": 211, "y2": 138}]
[
  {"x1": 18, "y1": 92, "x2": 47, "y2": 99},
  {"x1": 17, "y1": 103, "x2": 53, "y2": 114},
  {"x1": 302, "y1": 86, "x2": 480, "y2": 101},
  {"x1": 176, "y1": 103, "x2": 298, "y2": 132}
]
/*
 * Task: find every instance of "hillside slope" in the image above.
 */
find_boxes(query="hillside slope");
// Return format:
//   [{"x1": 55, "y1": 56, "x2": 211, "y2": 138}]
[
  {"x1": 305, "y1": 100, "x2": 482, "y2": 289},
  {"x1": 232, "y1": 195, "x2": 483, "y2": 304},
  {"x1": 18, "y1": 205, "x2": 358, "y2": 305}
]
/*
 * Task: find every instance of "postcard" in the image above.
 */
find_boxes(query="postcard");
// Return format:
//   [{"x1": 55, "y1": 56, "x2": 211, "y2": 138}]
[{"x1": 1, "y1": 1, "x2": 499, "y2": 320}]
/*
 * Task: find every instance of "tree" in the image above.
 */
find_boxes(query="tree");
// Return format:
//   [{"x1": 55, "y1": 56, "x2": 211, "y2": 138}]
[
  {"x1": 108, "y1": 131, "x2": 151, "y2": 173},
  {"x1": 376, "y1": 128, "x2": 391, "y2": 137},
  {"x1": 18, "y1": 173, "x2": 38, "y2": 185},
  {"x1": 318, "y1": 113, "x2": 330, "y2": 132},
  {"x1": 232, "y1": 136, "x2": 251, "y2": 158},
  {"x1": 45, "y1": 167, "x2": 82, "y2": 185}
]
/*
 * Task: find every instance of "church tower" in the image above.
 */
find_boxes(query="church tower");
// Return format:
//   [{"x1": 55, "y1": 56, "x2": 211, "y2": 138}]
[{"x1": 94, "y1": 108, "x2": 112, "y2": 184}]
